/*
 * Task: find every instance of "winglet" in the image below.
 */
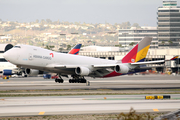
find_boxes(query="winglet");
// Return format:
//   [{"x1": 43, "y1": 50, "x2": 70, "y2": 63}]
[
  {"x1": 121, "y1": 37, "x2": 152, "y2": 63},
  {"x1": 68, "y1": 44, "x2": 82, "y2": 55}
]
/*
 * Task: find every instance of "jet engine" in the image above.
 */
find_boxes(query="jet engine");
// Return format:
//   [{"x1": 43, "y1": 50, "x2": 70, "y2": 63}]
[
  {"x1": 25, "y1": 68, "x2": 44, "y2": 76},
  {"x1": 75, "y1": 67, "x2": 90, "y2": 76},
  {"x1": 114, "y1": 64, "x2": 129, "y2": 74},
  {"x1": 3, "y1": 69, "x2": 13, "y2": 75}
]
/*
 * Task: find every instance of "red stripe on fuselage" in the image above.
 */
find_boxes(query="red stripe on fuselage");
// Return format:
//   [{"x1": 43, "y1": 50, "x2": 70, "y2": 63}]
[{"x1": 103, "y1": 71, "x2": 122, "y2": 78}]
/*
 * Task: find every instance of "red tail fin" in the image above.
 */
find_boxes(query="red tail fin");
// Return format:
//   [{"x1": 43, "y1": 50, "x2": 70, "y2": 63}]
[{"x1": 121, "y1": 37, "x2": 152, "y2": 63}]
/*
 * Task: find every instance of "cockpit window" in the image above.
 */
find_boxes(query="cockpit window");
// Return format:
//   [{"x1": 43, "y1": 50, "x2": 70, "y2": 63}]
[{"x1": 14, "y1": 46, "x2": 21, "y2": 48}]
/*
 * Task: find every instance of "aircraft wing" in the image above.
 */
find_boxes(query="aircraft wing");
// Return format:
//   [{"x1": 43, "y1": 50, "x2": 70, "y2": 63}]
[
  {"x1": 131, "y1": 60, "x2": 165, "y2": 65},
  {"x1": 53, "y1": 64, "x2": 114, "y2": 77},
  {"x1": 53, "y1": 64, "x2": 116, "y2": 69},
  {"x1": 52, "y1": 60, "x2": 165, "y2": 70}
]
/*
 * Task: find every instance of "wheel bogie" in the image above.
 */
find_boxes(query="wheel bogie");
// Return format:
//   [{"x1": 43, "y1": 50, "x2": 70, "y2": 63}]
[
  {"x1": 68, "y1": 78, "x2": 86, "y2": 83},
  {"x1": 55, "y1": 78, "x2": 64, "y2": 83}
]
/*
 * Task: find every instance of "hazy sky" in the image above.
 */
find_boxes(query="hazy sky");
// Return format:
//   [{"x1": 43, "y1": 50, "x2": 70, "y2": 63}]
[{"x1": 0, "y1": 0, "x2": 167, "y2": 26}]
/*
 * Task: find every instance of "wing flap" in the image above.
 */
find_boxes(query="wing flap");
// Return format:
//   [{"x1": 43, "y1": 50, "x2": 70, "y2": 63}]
[
  {"x1": 54, "y1": 65, "x2": 78, "y2": 69},
  {"x1": 54, "y1": 64, "x2": 117, "y2": 69},
  {"x1": 93, "y1": 64, "x2": 116, "y2": 68}
]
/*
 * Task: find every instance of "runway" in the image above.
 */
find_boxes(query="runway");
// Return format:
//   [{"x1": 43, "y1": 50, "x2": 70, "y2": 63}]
[
  {"x1": 0, "y1": 74, "x2": 180, "y2": 90},
  {"x1": 0, "y1": 75, "x2": 180, "y2": 117},
  {"x1": 0, "y1": 94, "x2": 180, "y2": 116}
]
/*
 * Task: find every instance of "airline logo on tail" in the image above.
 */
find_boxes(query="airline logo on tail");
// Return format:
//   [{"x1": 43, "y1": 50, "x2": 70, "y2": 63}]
[
  {"x1": 121, "y1": 37, "x2": 152, "y2": 63},
  {"x1": 170, "y1": 56, "x2": 179, "y2": 60},
  {"x1": 68, "y1": 44, "x2": 82, "y2": 55}
]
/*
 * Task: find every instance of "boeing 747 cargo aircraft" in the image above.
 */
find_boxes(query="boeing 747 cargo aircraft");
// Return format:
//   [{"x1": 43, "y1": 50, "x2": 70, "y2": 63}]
[{"x1": 3, "y1": 37, "x2": 165, "y2": 83}]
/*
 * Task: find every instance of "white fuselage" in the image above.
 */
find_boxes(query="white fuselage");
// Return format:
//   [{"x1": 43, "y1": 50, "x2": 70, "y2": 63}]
[{"x1": 4, "y1": 44, "x2": 118, "y2": 76}]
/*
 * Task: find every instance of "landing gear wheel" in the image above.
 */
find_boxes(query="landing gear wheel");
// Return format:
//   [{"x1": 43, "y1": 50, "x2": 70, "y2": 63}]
[
  {"x1": 55, "y1": 78, "x2": 64, "y2": 83},
  {"x1": 68, "y1": 76, "x2": 87, "y2": 83},
  {"x1": 59, "y1": 79, "x2": 64, "y2": 83},
  {"x1": 83, "y1": 79, "x2": 87, "y2": 83},
  {"x1": 57, "y1": 79, "x2": 64, "y2": 83}
]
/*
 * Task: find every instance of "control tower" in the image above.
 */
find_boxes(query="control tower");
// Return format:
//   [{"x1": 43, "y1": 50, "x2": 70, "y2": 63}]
[{"x1": 157, "y1": 0, "x2": 180, "y2": 48}]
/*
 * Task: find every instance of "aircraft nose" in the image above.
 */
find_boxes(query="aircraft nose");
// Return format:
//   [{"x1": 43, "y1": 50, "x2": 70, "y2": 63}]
[
  {"x1": 3, "y1": 50, "x2": 16, "y2": 62},
  {"x1": 3, "y1": 51, "x2": 9, "y2": 60}
]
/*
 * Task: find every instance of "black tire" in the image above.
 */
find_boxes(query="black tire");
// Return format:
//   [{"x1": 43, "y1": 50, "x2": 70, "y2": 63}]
[
  {"x1": 58, "y1": 79, "x2": 61, "y2": 83},
  {"x1": 72, "y1": 79, "x2": 75, "y2": 83},
  {"x1": 60, "y1": 79, "x2": 63, "y2": 83},
  {"x1": 75, "y1": 79, "x2": 79, "y2": 83},
  {"x1": 83, "y1": 79, "x2": 86, "y2": 83},
  {"x1": 69, "y1": 79, "x2": 72, "y2": 83}
]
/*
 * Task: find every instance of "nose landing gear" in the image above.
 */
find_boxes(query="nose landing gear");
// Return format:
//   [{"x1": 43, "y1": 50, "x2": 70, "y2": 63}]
[{"x1": 55, "y1": 75, "x2": 64, "y2": 83}]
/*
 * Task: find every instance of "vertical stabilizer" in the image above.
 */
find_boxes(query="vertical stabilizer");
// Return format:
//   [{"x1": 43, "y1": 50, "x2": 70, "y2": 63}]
[
  {"x1": 121, "y1": 37, "x2": 152, "y2": 63},
  {"x1": 68, "y1": 44, "x2": 82, "y2": 55}
]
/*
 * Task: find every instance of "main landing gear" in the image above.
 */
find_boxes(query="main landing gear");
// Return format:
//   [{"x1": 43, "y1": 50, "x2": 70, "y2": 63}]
[
  {"x1": 69, "y1": 75, "x2": 86, "y2": 83},
  {"x1": 55, "y1": 76, "x2": 64, "y2": 83},
  {"x1": 54, "y1": 75, "x2": 87, "y2": 83}
]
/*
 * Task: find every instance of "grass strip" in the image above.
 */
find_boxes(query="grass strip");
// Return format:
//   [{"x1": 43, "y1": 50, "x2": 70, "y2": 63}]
[
  {"x1": 1, "y1": 92, "x2": 180, "y2": 97},
  {"x1": 0, "y1": 89, "x2": 180, "y2": 97}
]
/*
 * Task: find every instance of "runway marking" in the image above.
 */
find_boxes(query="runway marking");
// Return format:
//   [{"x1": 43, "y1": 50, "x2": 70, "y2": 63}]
[
  {"x1": 153, "y1": 109, "x2": 159, "y2": 112},
  {"x1": 38, "y1": 112, "x2": 45, "y2": 115},
  {"x1": 84, "y1": 98, "x2": 143, "y2": 100}
]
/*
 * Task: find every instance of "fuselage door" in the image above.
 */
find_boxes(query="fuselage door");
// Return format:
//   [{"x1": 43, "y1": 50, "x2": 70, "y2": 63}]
[{"x1": 29, "y1": 53, "x2": 33, "y2": 60}]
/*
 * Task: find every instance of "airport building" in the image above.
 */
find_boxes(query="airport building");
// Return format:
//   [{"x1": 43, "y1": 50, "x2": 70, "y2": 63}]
[
  {"x1": 79, "y1": 46, "x2": 180, "y2": 72},
  {"x1": 118, "y1": 27, "x2": 158, "y2": 48},
  {"x1": 157, "y1": 0, "x2": 180, "y2": 48}
]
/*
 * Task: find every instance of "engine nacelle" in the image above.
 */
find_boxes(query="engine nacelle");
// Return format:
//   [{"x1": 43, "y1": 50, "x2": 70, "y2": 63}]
[
  {"x1": 75, "y1": 67, "x2": 90, "y2": 76},
  {"x1": 3, "y1": 69, "x2": 13, "y2": 75},
  {"x1": 114, "y1": 64, "x2": 129, "y2": 74},
  {"x1": 25, "y1": 68, "x2": 44, "y2": 76}
]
